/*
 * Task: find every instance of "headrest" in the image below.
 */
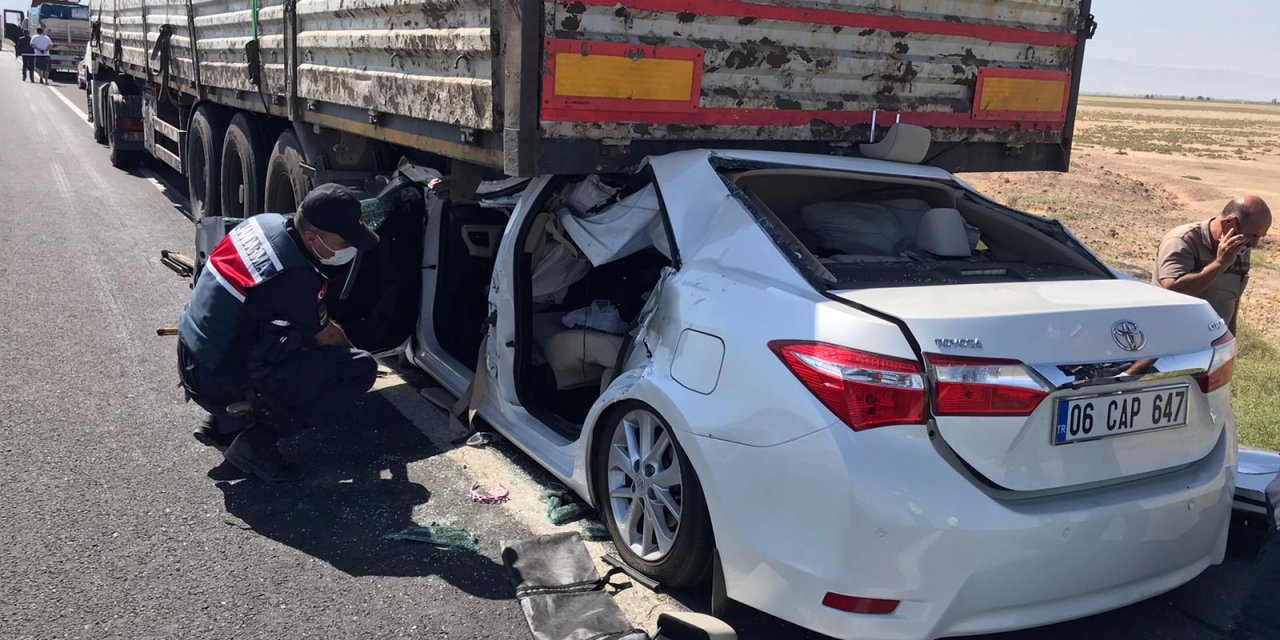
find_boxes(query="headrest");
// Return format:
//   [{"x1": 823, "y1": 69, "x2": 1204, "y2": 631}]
[
  {"x1": 859, "y1": 124, "x2": 932, "y2": 164},
  {"x1": 915, "y1": 208, "x2": 971, "y2": 258}
]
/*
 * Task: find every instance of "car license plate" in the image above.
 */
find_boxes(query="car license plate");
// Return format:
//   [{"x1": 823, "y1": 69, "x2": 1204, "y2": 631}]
[
  {"x1": 1054, "y1": 384, "x2": 1189, "y2": 445},
  {"x1": 121, "y1": 132, "x2": 143, "y2": 142}
]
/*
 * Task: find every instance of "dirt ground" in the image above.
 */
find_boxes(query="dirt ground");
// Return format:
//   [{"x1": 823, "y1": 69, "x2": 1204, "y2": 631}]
[{"x1": 962, "y1": 95, "x2": 1280, "y2": 345}]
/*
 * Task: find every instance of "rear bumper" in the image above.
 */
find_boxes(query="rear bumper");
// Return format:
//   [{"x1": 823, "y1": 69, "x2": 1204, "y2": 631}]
[{"x1": 687, "y1": 423, "x2": 1234, "y2": 640}]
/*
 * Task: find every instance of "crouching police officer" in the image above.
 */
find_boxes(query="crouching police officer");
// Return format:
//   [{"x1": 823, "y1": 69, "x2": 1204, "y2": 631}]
[{"x1": 177, "y1": 184, "x2": 379, "y2": 482}]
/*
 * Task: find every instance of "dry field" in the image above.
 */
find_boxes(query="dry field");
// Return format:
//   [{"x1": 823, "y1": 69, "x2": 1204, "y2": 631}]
[{"x1": 962, "y1": 95, "x2": 1280, "y2": 450}]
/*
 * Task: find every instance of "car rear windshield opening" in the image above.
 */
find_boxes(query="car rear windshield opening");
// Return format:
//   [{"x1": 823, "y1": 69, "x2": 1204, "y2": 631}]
[{"x1": 727, "y1": 168, "x2": 1107, "y2": 290}]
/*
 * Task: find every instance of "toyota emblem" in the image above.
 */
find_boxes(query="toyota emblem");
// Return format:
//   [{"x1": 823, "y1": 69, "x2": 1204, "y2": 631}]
[{"x1": 1112, "y1": 320, "x2": 1145, "y2": 352}]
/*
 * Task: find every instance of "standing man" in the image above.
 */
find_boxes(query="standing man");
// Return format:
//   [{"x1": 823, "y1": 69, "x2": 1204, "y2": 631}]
[
  {"x1": 17, "y1": 30, "x2": 34, "y2": 82},
  {"x1": 1156, "y1": 196, "x2": 1271, "y2": 333},
  {"x1": 29, "y1": 26, "x2": 51, "y2": 84},
  {"x1": 177, "y1": 184, "x2": 379, "y2": 482}
]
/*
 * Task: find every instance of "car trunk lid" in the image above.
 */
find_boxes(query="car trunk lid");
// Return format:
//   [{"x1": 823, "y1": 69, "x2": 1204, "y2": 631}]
[{"x1": 836, "y1": 279, "x2": 1228, "y2": 491}]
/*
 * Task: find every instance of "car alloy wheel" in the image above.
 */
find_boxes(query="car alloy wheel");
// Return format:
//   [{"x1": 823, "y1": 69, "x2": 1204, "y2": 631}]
[{"x1": 606, "y1": 408, "x2": 684, "y2": 561}]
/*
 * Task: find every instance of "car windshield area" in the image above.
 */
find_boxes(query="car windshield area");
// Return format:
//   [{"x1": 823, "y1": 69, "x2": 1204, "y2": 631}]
[{"x1": 726, "y1": 167, "x2": 1109, "y2": 290}]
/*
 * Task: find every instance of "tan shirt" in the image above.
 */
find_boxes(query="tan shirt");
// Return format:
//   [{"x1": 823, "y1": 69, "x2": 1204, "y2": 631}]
[{"x1": 1155, "y1": 219, "x2": 1250, "y2": 327}]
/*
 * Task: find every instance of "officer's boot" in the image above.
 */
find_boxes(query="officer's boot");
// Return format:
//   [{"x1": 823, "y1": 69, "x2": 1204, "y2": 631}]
[
  {"x1": 224, "y1": 426, "x2": 302, "y2": 483},
  {"x1": 192, "y1": 414, "x2": 245, "y2": 451}
]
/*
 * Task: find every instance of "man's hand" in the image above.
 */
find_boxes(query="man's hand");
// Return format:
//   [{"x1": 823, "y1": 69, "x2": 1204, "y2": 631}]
[
  {"x1": 314, "y1": 322, "x2": 354, "y2": 348},
  {"x1": 1215, "y1": 227, "x2": 1249, "y2": 269}
]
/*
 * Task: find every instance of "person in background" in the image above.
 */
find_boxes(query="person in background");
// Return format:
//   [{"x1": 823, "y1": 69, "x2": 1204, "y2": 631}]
[
  {"x1": 17, "y1": 30, "x2": 34, "y2": 82},
  {"x1": 1155, "y1": 196, "x2": 1272, "y2": 334},
  {"x1": 29, "y1": 26, "x2": 52, "y2": 85}
]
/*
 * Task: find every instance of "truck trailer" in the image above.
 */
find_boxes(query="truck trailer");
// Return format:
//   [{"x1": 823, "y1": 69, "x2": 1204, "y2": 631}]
[{"x1": 87, "y1": 0, "x2": 1096, "y2": 220}]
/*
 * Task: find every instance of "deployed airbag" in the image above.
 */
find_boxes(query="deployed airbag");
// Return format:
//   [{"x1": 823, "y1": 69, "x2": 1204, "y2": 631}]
[{"x1": 559, "y1": 185, "x2": 671, "y2": 267}]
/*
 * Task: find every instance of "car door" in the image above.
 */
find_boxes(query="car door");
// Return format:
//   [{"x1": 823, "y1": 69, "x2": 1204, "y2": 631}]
[{"x1": 413, "y1": 191, "x2": 511, "y2": 377}]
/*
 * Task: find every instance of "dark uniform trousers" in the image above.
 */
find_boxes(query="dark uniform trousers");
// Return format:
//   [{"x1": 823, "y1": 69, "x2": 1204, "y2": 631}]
[{"x1": 179, "y1": 340, "x2": 377, "y2": 436}]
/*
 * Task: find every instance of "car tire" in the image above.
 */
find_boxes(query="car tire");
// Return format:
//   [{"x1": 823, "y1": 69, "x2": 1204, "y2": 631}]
[
  {"x1": 219, "y1": 112, "x2": 267, "y2": 218},
  {"x1": 263, "y1": 129, "x2": 314, "y2": 214},
  {"x1": 187, "y1": 105, "x2": 227, "y2": 221},
  {"x1": 592, "y1": 401, "x2": 715, "y2": 588}
]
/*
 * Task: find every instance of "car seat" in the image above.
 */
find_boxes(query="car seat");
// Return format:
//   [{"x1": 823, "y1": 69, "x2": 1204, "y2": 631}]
[{"x1": 545, "y1": 329, "x2": 626, "y2": 394}]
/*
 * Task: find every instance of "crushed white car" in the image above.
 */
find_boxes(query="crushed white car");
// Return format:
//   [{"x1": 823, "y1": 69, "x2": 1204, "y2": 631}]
[
  {"x1": 194, "y1": 140, "x2": 1236, "y2": 639},
  {"x1": 402, "y1": 148, "x2": 1236, "y2": 639}
]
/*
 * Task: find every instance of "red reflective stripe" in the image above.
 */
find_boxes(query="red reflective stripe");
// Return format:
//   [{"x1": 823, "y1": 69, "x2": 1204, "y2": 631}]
[
  {"x1": 541, "y1": 106, "x2": 1063, "y2": 129},
  {"x1": 554, "y1": 0, "x2": 1077, "y2": 47},
  {"x1": 207, "y1": 240, "x2": 254, "y2": 297}
]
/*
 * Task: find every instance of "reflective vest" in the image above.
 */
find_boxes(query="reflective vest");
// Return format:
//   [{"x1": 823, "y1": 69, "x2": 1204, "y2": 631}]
[{"x1": 179, "y1": 214, "x2": 312, "y2": 370}]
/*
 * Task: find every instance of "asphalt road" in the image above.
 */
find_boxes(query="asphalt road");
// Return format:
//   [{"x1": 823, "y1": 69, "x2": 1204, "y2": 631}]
[{"x1": 0, "y1": 59, "x2": 1272, "y2": 640}]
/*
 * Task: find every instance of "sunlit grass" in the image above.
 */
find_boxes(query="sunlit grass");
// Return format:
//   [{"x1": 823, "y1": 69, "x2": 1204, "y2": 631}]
[{"x1": 1234, "y1": 323, "x2": 1280, "y2": 451}]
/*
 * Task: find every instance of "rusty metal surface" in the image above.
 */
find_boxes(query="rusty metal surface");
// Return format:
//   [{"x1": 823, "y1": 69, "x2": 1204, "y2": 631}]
[
  {"x1": 143, "y1": 0, "x2": 195, "y2": 82},
  {"x1": 294, "y1": 0, "x2": 494, "y2": 130},
  {"x1": 545, "y1": 0, "x2": 1082, "y2": 143},
  {"x1": 98, "y1": 0, "x2": 148, "y2": 69},
  {"x1": 192, "y1": 0, "x2": 287, "y2": 94},
  {"x1": 91, "y1": 0, "x2": 1086, "y2": 172}
]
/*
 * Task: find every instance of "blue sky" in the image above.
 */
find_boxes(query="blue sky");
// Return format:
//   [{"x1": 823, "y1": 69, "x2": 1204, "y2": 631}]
[{"x1": 1085, "y1": 0, "x2": 1280, "y2": 79}]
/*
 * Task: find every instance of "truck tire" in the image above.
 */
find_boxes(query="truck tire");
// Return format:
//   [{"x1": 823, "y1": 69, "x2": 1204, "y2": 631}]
[
  {"x1": 109, "y1": 134, "x2": 141, "y2": 169},
  {"x1": 219, "y1": 113, "x2": 267, "y2": 218},
  {"x1": 187, "y1": 106, "x2": 227, "y2": 221},
  {"x1": 106, "y1": 86, "x2": 141, "y2": 170},
  {"x1": 263, "y1": 129, "x2": 314, "y2": 214}
]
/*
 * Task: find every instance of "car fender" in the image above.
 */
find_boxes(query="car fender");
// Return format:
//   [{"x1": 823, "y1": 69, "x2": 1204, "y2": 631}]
[{"x1": 573, "y1": 367, "x2": 709, "y2": 509}]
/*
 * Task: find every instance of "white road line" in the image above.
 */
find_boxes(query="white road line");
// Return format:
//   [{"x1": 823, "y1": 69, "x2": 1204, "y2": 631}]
[
  {"x1": 143, "y1": 167, "x2": 189, "y2": 198},
  {"x1": 47, "y1": 85, "x2": 93, "y2": 129}
]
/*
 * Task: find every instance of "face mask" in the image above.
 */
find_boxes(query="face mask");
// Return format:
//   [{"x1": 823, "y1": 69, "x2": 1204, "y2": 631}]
[{"x1": 315, "y1": 234, "x2": 358, "y2": 266}]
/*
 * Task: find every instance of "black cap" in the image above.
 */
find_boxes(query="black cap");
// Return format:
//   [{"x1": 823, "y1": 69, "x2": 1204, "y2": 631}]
[{"x1": 298, "y1": 183, "x2": 379, "y2": 251}]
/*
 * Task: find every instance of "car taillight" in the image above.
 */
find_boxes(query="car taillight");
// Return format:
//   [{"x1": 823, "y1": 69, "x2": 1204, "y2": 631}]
[
  {"x1": 928, "y1": 354, "x2": 1048, "y2": 417},
  {"x1": 1197, "y1": 332, "x2": 1236, "y2": 393},
  {"x1": 117, "y1": 118, "x2": 144, "y2": 132},
  {"x1": 770, "y1": 341, "x2": 926, "y2": 431}
]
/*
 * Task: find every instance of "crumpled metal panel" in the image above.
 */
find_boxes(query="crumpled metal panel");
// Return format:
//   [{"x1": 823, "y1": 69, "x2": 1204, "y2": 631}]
[
  {"x1": 544, "y1": 0, "x2": 1082, "y2": 143},
  {"x1": 294, "y1": 0, "x2": 494, "y2": 130}
]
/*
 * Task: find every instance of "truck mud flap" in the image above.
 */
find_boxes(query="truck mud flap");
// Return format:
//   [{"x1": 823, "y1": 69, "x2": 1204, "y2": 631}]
[{"x1": 193, "y1": 215, "x2": 228, "y2": 279}]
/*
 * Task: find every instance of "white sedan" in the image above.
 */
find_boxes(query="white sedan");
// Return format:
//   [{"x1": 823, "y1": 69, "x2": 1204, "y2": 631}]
[
  {"x1": 207, "y1": 143, "x2": 1237, "y2": 639},
  {"x1": 399, "y1": 148, "x2": 1236, "y2": 639}
]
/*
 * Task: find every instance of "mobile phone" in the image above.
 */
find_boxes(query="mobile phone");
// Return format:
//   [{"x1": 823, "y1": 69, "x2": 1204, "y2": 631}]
[{"x1": 1221, "y1": 217, "x2": 1239, "y2": 236}]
